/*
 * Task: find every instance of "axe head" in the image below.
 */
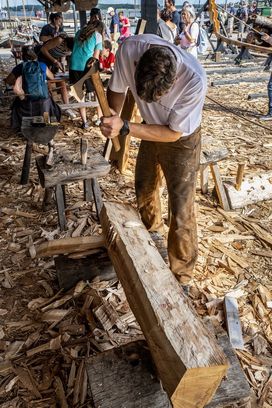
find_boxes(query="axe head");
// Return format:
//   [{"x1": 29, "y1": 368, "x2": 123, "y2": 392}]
[{"x1": 69, "y1": 60, "x2": 100, "y2": 102}]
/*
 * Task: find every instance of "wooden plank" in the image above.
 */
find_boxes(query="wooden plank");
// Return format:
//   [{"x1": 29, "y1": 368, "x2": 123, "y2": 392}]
[
  {"x1": 211, "y1": 76, "x2": 268, "y2": 86},
  {"x1": 87, "y1": 334, "x2": 250, "y2": 408},
  {"x1": 55, "y1": 252, "x2": 115, "y2": 291},
  {"x1": 209, "y1": 163, "x2": 231, "y2": 211},
  {"x1": 224, "y1": 171, "x2": 272, "y2": 209},
  {"x1": 60, "y1": 101, "x2": 99, "y2": 110},
  {"x1": 36, "y1": 236, "x2": 105, "y2": 257},
  {"x1": 100, "y1": 202, "x2": 228, "y2": 408},
  {"x1": 87, "y1": 340, "x2": 171, "y2": 408},
  {"x1": 206, "y1": 66, "x2": 260, "y2": 75},
  {"x1": 223, "y1": 296, "x2": 244, "y2": 350},
  {"x1": 206, "y1": 333, "x2": 250, "y2": 407}
]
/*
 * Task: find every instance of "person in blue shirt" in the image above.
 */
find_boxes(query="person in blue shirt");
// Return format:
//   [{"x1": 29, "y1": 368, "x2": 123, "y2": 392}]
[
  {"x1": 70, "y1": 20, "x2": 104, "y2": 129},
  {"x1": 5, "y1": 46, "x2": 60, "y2": 130},
  {"x1": 107, "y1": 7, "x2": 120, "y2": 43}
]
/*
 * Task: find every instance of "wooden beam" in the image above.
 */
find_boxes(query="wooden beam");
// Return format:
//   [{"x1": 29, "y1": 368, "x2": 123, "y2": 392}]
[
  {"x1": 211, "y1": 76, "x2": 268, "y2": 86},
  {"x1": 224, "y1": 171, "x2": 272, "y2": 209},
  {"x1": 36, "y1": 236, "x2": 105, "y2": 258},
  {"x1": 100, "y1": 202, "x2": 228, "y2": 408}
]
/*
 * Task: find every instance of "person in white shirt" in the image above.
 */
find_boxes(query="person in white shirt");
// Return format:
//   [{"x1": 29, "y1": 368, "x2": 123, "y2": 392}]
[
  {"x1": 179, "y1": 8, "x2": 199, "y2": 58},
  {"x1": 100, "y1": 34, "x2": 207, "y2": 289}
]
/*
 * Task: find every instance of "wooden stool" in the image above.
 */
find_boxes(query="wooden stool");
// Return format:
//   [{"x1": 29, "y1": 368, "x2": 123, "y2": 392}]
[
  {"x1": 36, "y1": 147, "x2": 111, "y2": 231},
  {"x1": 48, "y1": 78, "x2": 69, "y2": 104},
  {"x1": 200, "y1": 146, "x2": 230, "y2": 211}
]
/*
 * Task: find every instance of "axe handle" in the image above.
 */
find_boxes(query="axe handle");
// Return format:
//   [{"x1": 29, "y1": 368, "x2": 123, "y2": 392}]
[{"x1": 91, "y1": 71, "x2": 121, "y2": 152}]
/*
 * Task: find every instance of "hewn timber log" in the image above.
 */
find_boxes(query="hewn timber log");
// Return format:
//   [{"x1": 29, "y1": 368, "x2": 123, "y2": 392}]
[
  {"x1": 224, "y1": 171, "x2": 272, "y2": 209},
  {"x1": 211, "y1": 76, "x2": 268, "y2": 86},
  {"x1": 100, "y1": 202, "x2": 228, "y2": 408}
]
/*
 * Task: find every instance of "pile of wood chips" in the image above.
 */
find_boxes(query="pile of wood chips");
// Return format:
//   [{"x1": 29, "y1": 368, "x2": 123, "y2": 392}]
[{"x1": 0, "y1": 56, "x2": 271, "y2": 407}]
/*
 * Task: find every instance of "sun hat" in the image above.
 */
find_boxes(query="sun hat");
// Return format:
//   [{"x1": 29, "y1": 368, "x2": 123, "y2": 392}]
[{"x1": 107, "y1": 7, "x2": 115, "y2": 13}]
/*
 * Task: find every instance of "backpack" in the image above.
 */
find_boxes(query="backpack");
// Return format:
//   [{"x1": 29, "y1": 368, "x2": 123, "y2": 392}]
[{"x1": 22, "y1": 61, "x2": 48, "y2": 101}]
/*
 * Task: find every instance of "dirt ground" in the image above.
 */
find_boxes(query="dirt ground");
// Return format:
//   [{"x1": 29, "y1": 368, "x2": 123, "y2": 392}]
[{"x1": 0, "y1": 55, "x2": 271, "y2": 407}]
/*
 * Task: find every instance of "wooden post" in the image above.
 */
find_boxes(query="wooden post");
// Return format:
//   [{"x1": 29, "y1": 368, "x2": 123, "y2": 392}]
[
  {"x1": 141, "y1": 0, "x2": 157, "y2": 34},
  {"x1": 209, "y1": 163, "x2": 231, "y2": 211},
  {"x1": 100, "y1": 202, "x2": 228, "y2": 408},
  {"x1": 235, "y1": 163, "x2": 245, "y2": 191}
]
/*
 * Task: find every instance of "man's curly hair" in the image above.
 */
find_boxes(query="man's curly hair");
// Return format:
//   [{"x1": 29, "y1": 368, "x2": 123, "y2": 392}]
[{"x1": 134, "y1": 46, "x2": 177, "y2": 103}]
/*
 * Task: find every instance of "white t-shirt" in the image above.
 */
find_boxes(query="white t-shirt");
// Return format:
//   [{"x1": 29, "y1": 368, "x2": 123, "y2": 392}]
[{"x1": 108, "y1": 34, "x2": 207, "y2": 136}]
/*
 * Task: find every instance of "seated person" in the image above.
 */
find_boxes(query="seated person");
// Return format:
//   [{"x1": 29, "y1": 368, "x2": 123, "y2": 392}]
[
  {"x1": 99, "y1": 40, "x2": 115, "y2": 73},
  {"x1": 5, "y1": 46, "x2": 61, "y2": 130},
  {"x1": 40, "y1": 12, "x2": 64, "y2": 43}
]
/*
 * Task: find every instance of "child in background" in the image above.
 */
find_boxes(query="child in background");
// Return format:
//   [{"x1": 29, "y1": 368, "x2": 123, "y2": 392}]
[
  {"x1": 118, "y1": 11, "x2": 131, "y2": 42},
  {"x1": 99, "y1": 40, "x2": 115, "y2": 73}
]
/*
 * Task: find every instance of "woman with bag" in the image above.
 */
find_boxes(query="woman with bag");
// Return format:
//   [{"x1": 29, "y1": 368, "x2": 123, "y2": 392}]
[{"x1": 179, "y1": 8, "x2": 199, "y2": 58}]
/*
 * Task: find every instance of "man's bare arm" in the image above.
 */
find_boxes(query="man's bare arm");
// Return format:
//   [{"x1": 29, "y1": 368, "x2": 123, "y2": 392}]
[{"x1": 100, "y1": 113, "x2": 181, "y2": 143}]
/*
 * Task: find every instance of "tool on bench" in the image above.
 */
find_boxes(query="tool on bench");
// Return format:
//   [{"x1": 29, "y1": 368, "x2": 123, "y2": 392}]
[
  {"x1": 69, "y1": 60, "x2": 121, "y2": 153},
  {"x1": 20, "y1": 114, "x2": 58, "y2": 185}
]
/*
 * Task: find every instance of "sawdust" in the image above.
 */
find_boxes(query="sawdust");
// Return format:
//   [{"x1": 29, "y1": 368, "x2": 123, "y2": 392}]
[{"x1": 0, "y1": 55, "x2": 271, "y2": 407}]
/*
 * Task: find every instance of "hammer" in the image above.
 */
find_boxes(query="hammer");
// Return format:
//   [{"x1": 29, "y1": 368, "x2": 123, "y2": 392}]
[{"x1": 69, "y1": 61, "x2": 120, "y2": 153}]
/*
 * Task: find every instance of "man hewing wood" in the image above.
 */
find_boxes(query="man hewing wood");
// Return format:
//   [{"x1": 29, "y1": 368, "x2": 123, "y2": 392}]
[{"x1": 100, "y1": 34, "x2": 206, "y2": 289}]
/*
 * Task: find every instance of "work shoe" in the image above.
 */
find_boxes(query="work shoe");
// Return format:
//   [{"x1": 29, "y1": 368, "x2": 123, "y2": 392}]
[
  {"x1": 259, "y1": 113, "x2": 272, "y2": 121},
  {"x1": 81, "y1": 121, "x2": 90, "y2": 129}
]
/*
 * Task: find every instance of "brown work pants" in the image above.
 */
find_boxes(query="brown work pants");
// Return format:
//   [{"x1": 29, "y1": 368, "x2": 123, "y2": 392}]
[{"x1": 135, "y1": 127, "x2": 201, "y2": 284}]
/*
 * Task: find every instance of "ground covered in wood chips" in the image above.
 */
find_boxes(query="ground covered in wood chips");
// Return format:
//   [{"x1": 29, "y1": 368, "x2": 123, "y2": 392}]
[{"x1": 0, "y1": 54, "x2": 271, "y2": 407}]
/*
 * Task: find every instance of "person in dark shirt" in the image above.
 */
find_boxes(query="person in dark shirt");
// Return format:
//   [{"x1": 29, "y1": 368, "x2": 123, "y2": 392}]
[
  {"x1": 40, "y1": 12, "x2": 64, "y2": 43},
  {"x1": 107, "y1": 7, "x2": 120, "y2": 42},
  {"x1": 165, "y1": 0, "x2": 180, "y2": 28}
]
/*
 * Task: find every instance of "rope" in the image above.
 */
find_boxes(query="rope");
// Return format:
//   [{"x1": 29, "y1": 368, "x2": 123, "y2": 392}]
[{"x1": 205, "y1": 94, "x2": 272, "y2": 133}]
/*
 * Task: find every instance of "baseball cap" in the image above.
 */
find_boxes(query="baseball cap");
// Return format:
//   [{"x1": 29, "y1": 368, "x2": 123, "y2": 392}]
[{"x1": 107, "y1": 7, "x2": 114, "y2": 13}]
